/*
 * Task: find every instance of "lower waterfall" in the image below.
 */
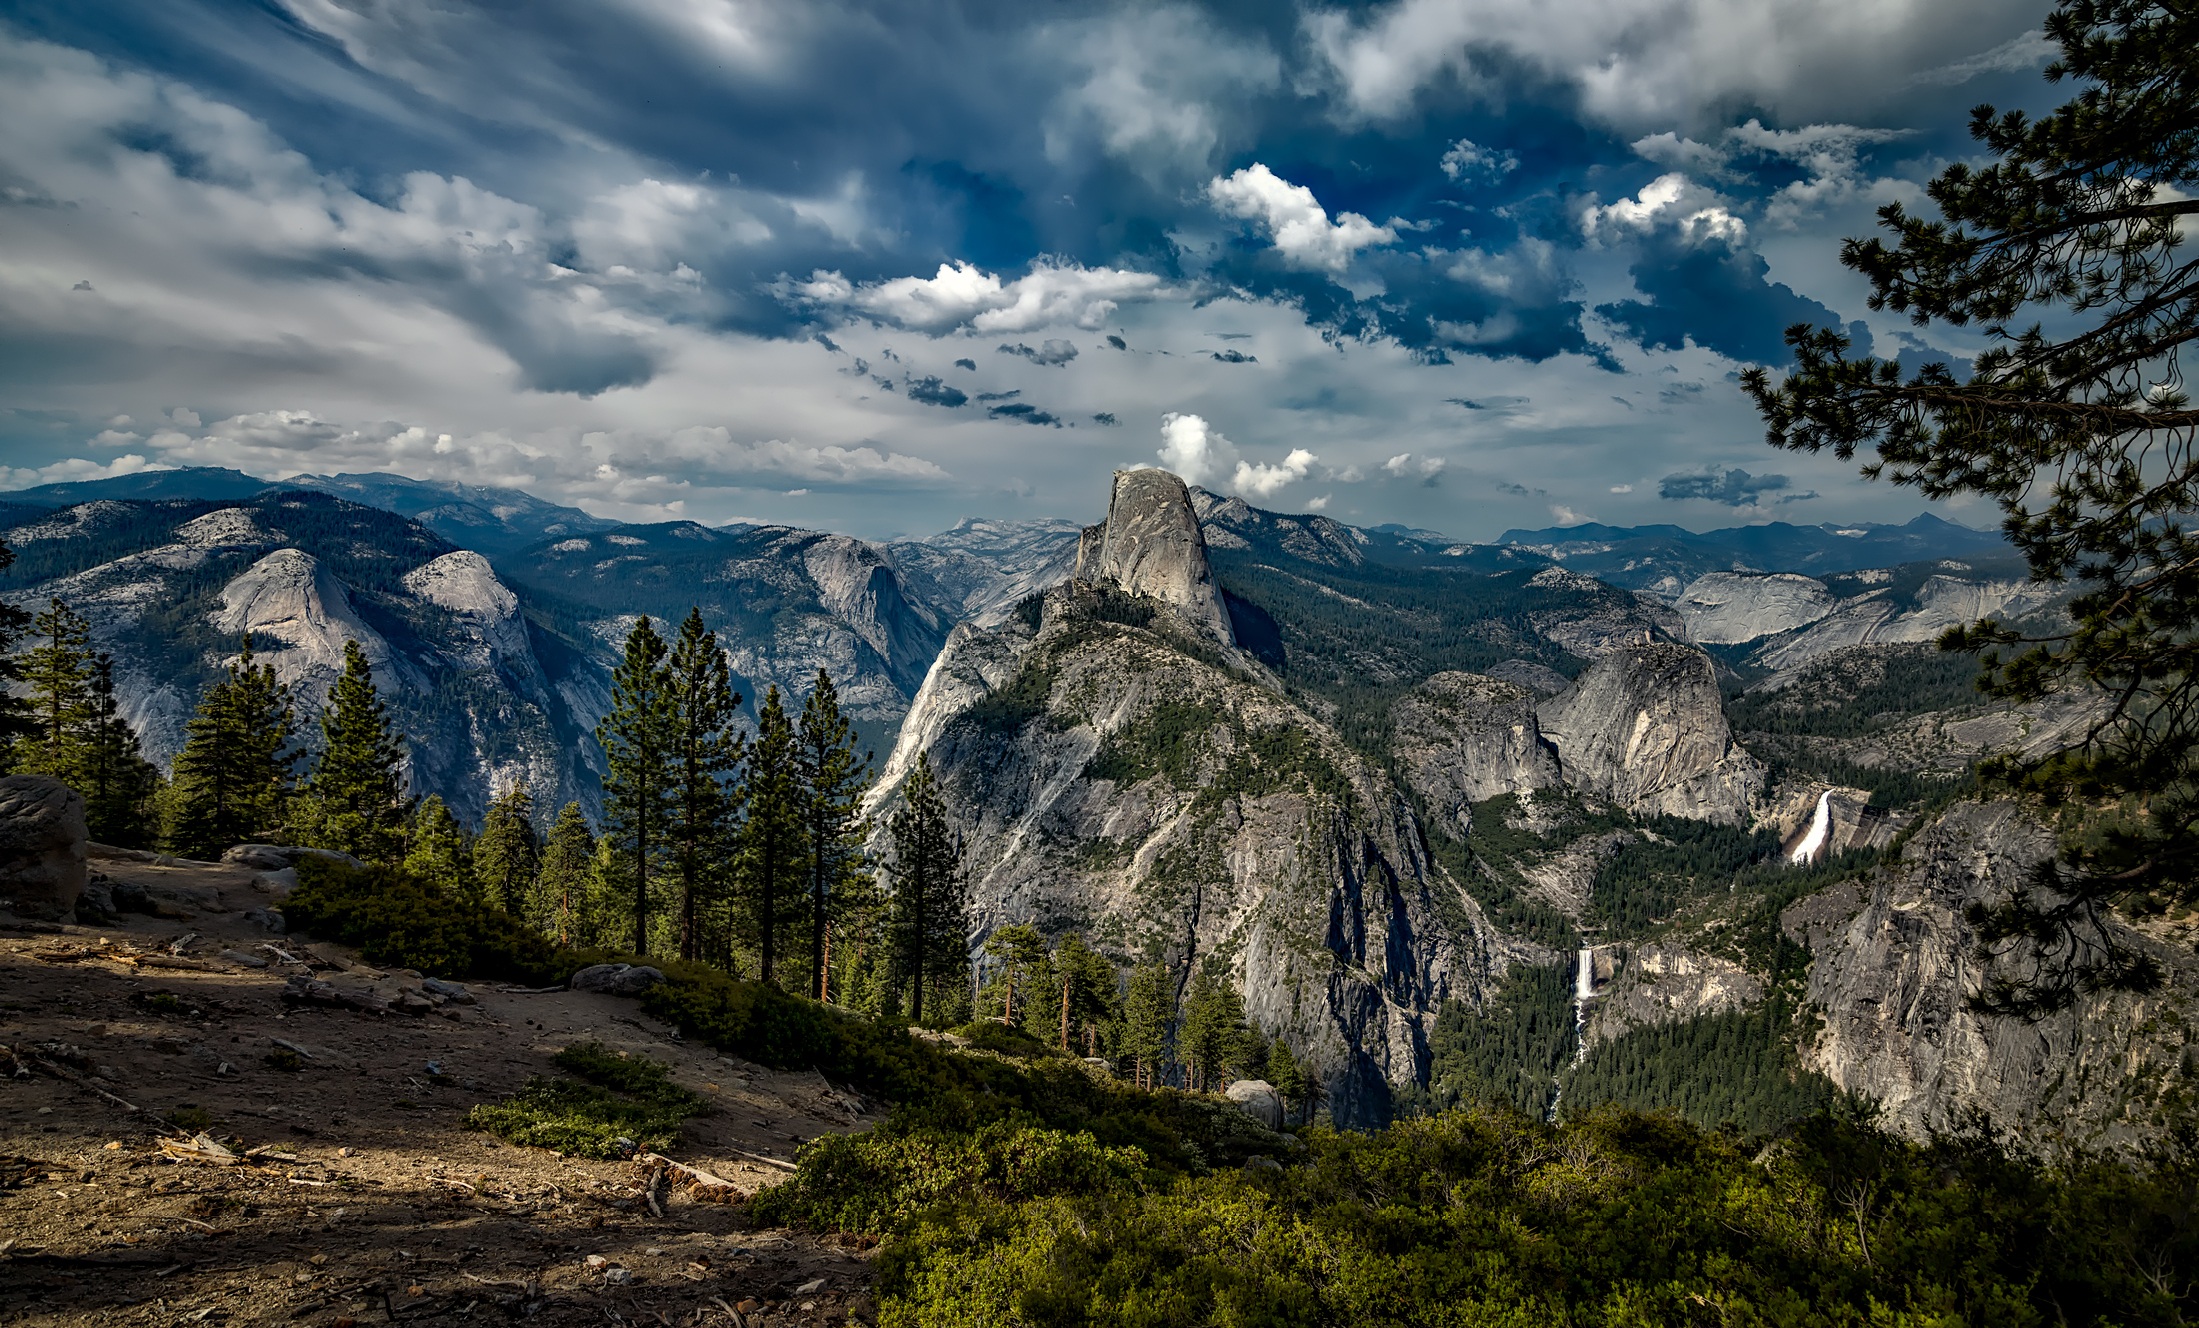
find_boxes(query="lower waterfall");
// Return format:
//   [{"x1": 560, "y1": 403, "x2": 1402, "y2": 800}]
[{"x1": 1549, "y1": 944, "x2": 1596, "y2": 1120}]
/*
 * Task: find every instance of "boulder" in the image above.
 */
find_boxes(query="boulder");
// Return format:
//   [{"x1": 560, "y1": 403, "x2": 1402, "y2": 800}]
[
  {"x1": 0, "y1": 775, "x2": 90, "y2": 920},
  {"x1": 222, "y1": 844, "x2": 365, "y2": 872},
  {"x1": 570, "y1": 963, "x2": 667, "y2": 996},
  {"x1": 1224, "y1": 1078, "x2": 1284, "y2": 1131}
]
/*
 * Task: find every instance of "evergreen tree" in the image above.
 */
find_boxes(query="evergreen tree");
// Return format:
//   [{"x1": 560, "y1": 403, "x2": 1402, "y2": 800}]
[
  {"x1": 795, "y1": 669, "x2": 872, "y2": 1002},
  {"x1": 1268, "y1": 1041, "x2": 1307, "y2": 1126},
  {"x1": 1120, "y1": 960, "x2": 1175, "y2": 1090},
  {"x1": 404, "y1": 794, "x2": 473, "y2": 894},
  {"x1": 1178, "y1": 958, "x2": 1252, "y2": 1092},
  {"x1": 981, "y1": 923, "x2": 1052, "y2": 1029},
  {"x1": 666, "y1": 608, "x2": 746, "y2": 964},
  {"x1": 532, "y1": 800, "x2": 596, "y2": 945},
  {"x1": 0, "y1": 537, "x2": 32, "y2": 754},
  {"x1": 886, "y1": 753, "x2": 969, "y2": 1025},
  {"x1": 598, "y1": 616, "x2": 674, "y2": 957},
  {"x1": 298, "y1": 640, "x2": 409, "y2": 863},
  {"x1": 740, "y1": 686, "x2": 804, "y2": 986},
  {"x1": 1741, "y1": 0, "x2": 2199, "y2": 1012},
  {"x1": 1051, "y1": 933, "x2": 1118, "y2": 1055},
  {"x1": 477, "y1": 782, "x2": 541, "y2": 917},
  {"x1": 168, "y1": 638, "x2": 298, "y2": 859},
  {"x1": 17, "y1": 597, "x2": 92, "y2": 780},
  {"x1": 79, "y1": 655, "x2": 160, "y2": 847}
]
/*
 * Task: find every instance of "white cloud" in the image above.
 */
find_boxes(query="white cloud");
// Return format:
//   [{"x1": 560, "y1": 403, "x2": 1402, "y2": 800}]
[
  {"x1": 1383, "y1": 452, "x2": 1414, "y2": 475},
  {"x1": 1206, "y1": 164, "x2": 1396, "y2": 274},
  {"x1": 1549, "y1": 504, "x2": 1588, "y2": 525},
  {"x1": 1440, "y1": 138, "x2": 1518, "y2": 181},
  {"x1": 1306, "y1": 493, "x2": 1331, "y2": 510},
  {"x1": 792, "y1": 259, "x2": 1166, "y2": 333},
  {"x1": 1633, "y1": 120, "x2": 1911, "y2": 229},
  {"x1": 1581, "y1": 173, "x2": 1745, "y2": 245},
  {"x1": 1909, "y1": 29, "x2": 2057, "y2": 87},
  {"x1": 1038, "y1": 9, "x2": 1282, "y2": 179},
  {"x1": 571, "y1": 177, "x2": 772, "y2": 273},
  {"x1": 0, "y1": 453, "x2": 174, "y2": 490},
  {"x1": 1157, "y1": 413, "x2": 1314, "y2": 498},
  {"x1": 1609, "y1": 483, "x2": 1634, "y2": 493}
]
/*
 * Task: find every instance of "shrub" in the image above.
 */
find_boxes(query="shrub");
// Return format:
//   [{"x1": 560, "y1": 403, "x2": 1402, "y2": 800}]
[
  {"x1": 465, "y1": 1041, "x2": 706, "y2": 1158},
  {"x1": 281, "y1": 856, "x2": 584, "y2": 984}
]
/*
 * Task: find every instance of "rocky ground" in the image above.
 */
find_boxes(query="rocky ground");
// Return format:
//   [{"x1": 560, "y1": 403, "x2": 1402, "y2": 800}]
[{"x1": 0, "y1": 854, "x2": 880, "y2": 1327}]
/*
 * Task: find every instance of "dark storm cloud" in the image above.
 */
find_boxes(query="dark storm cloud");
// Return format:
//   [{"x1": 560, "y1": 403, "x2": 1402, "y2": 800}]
[
  {"x1": 1659, "y1": 467, "x2": 1798, "y2": 507},
  {"x1": 905, "y1": 375, "x2": 969, "y2": 408},
  {"x1": 998, "y1": 339, "x2": 1078, "y2": 366},
  {"x1": 1597, "y1": 231, "x2": 1852, "y2": 366}
]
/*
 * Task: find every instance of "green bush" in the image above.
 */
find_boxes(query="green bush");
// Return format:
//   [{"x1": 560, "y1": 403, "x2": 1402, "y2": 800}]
[
  {"x1": 465, "y1": 1041, "x2": 706, "y2": 1158},
  {"x1": 281, "y1": 856, "x2": 585, "y2": 984},
  {"x1": 952, "y1": 1020, "x2": 1061, "y2": 1059}
]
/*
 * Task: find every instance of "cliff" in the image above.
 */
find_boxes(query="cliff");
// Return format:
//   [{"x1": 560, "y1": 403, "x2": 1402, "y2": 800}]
[
  {"x1": 1535, "y1": 642, "x2": 1766, "y2": 823},
  {"x1": 1073, "y1": 469, "x2": 1234, "y2": 645}
]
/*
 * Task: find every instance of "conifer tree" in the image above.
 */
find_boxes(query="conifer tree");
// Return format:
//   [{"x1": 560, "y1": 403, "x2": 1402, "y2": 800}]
[
  {"x1": 17, "y1": 597, "x2": 92, "y2": 781},
  {"x1": 532, "y1": 800, "x2": 595, "y2": 945},
  {"x1": 666, "y1": 608, "x2": 745, "y2": 964},
  {"x1": 1120, "y1": 960, "x2": 1175, "y2": 1090},
  {"x1": 79, "y1": 655, "x2": 159, "y2": 847},
  {"x1": 168, "y1": 638, "x2": 298, "y2": 859},
  {"x1": 740, "y1": 686, "x2": 804, "y2": 986},
  {"x1": 404, "y1": 794, "x2": 473, "y2": 894},
  {"x1": 1052, "y1": 933, "x2": 1119, "y2": 1055},
  {"x1": 477, "y1": 782, "x2": 541, "y2": 918},
  {"x1": 0, "y1": 537, "x2": 32, "y2": 753},
  {"x1": 981, "y1": 923, "x2": 1052, "y2": 1029},
  {"x1": 1178, "y1": 959, "x2": 1252, "y2": 1092},
  {"x1": 795, "y1": 669, "x2": 872, "y2": 1001},
  {"x1": 598, "y1": 616, "x2": 674, "y2": 956},
  {"x1": 1268, "y1": 1040, "x2": 1307, "y2": 1126},
  {"x1": 886, "y1": 753, "x2": 969, "y2": 1024},
  {"x1": 299, "y1": 640, "x2": 409, "y2": 863}
]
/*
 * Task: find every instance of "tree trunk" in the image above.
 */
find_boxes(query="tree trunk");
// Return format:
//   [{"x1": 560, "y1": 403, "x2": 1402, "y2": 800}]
[{"x1": 1059, "y1": 974, "x2": 1070, "y2": 1051}]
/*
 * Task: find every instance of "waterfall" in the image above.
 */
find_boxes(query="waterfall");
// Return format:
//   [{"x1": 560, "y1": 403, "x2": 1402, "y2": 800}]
[
  {"x1": 1574, "y1": 945, "x2": 1595, "y2": 1000},
  {"x1": 1790, "y1": 789, "x2": 1834, "y2": 865},
  {"x1": 1551, "y1": 944, "x2": 1597, "y2": 1120}
]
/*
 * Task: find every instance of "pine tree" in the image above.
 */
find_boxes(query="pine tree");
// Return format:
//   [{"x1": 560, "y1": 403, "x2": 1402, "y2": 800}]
[
  {"x1": 477, "y1": 782, "x2": 541, "y2": 917},
  {"x1": 1741, "y1": 0, "x2": 2199, "y2": 1013},
  {"x1": 1052, "y1": 933, "x2": 1118, "y2": 1055},
  {"x1": 598, "y1": 616, "x2": 674, "y2": 957},
  {"x1": 1178, "y1": 959, "x2": 1251, "y2": 1092},
  {"x1": 0, "y1": 537, "x2": 32, "y2": 754},
  {"x1": 532, "y1": 801, "x2": 595, "y2": 945},
  {"x1": 795, "y1": 669, "x2": 871, "y2": 1002},
  {"x1": 1268, "y1": 1041, "x2": 1307, "y2": 1126},
  {"x1": 886, "y1": 753, "x2": 969, "y2": 1024},
  {"x1": 1121, "y1": 960, "x2": 1175, "y2": 1090},
  {"x1": 981, "y1": 923, "x2": 1052, "y2": 1029},
  {"x1": 404, "y1": 794, "x2": 473, "y2": 894},
  {"x1": 740, "y1": 686, "x2": 804, "y2": 986},
  {"x1": 168, "y1": 638, "x2": 298, "y2": 859},
  {"x1": 666, "y1": 608, "x2": 746, "y2": 964},
  {"x1": 79, "y1": 655, "x2": 160, "y2": 847},
  {"x1": 299, "y1": 640, "x2": 409, "y2": 863},
  {"x1": 17, "y1": 597, "x2": 92, "y2": 781}
]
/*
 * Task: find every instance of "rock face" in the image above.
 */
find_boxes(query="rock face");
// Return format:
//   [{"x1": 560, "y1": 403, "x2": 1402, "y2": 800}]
[
  {"x1": 1225, "y1": 1078, "x2": 1285, "y2": 1130},
  {"x1": 1674, "y1": 572, "x2": 1836, "y2": 644},
  {"x1": 1535, "y1": 643, "x2": 1766, "y2": 823},
  {"x1": 889, "y1": 518, "x2": 1084, "y2": 625},
  {"x1": 1074, "y1": 469, "x2": 1234, "y2": 645},
  {"x1": 1388, "y1": 672, "x2": 1562, "y2": 831},
  {"x1": 0, "y1": 776, "x2": 89, "y2": 920},
  {"x1": 1585, "y1": 943, "x2": 1763, "y2": 1047},
  {"x1": 401, "y1": 551, "x2": 531, "y2": 668},
  {"x1": 214, "y1": 548, "x2": 407, "y2": 700},
  {"x1": 1788, "y1": 800, "x2": 2199, "y2": 1149}
]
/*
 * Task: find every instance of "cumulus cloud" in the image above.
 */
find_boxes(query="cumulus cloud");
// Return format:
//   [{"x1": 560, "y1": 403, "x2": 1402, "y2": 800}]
[
  {"x1": 1156, "y1": 412, "x2": 1315, "y2": 498},
  {"x1": 998, "y1": 339, "x2": 1079, "y2": 366},
  {"x1": 789, "y1": 260, "x2": 1164, "y2": 333},
  {"x1": 1581, "y1": 173, "x2": 1745, "y2": 246},
  {"x1": 1632, "y1": 120, "x2": 1911, "y2": 229},
  {"x1": 1440, "y1": 138, "x2": 1518, "y2": 181},
  {"x1": 0, "y1": 453, "x2": 174, "y2": 490},
  {"x1": 1658, "y1": 466, "x2": 1800, "y2": 507},
  {"x1": 1207, "y1": 164, "x2": 1397, "y2": 275}
]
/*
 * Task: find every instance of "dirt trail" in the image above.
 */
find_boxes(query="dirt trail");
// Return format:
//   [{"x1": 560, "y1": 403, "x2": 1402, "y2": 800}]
[{"x1": 0, "y1": 855, "x2": 878, "y2": 1326}]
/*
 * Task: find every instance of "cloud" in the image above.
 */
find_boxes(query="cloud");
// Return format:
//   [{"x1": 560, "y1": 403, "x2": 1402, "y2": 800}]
[
  {"x1": 1909, "y1": 29, "x2": 2057, "y2": 86},
  {"x1": 1440, "y1": 138, "x2": 1518, "y2": 181},
  {"x1": 788, "y1": 260, "x2": 1165, "y2": 333},
  {"x1": 1632, "y1": 120, "x2": 1912, "y2": 229},
  {"x1": 1233, "y1": 447, "x2": 1317, "y2": 498},
  {"x1": 1206, "y1": 164, "x2": 1397, "y2": 275},
  {"x1": 1211, "y1": 348, "x2": 1256, "y2": 363},
  {"x1": 904, "y1": 376, "x2": 969, "y2": 408},
  {"x1": 1581, "y1": 173, "x2": 1745, "y2": 246},
  {"x1": 1155, "y1": 412, "x2": 1314, "y2": 498},
  {"x1": 953, "y1": 357, "x2": 977, "y2": 370},
  {"x1": 0, "y1": 452, "x2": 173, "y2": 490},
  {"x1": 998, "y1": 339, "x2": 1079, "y2": 366},
  {"x1": 1657, "y1": 467, "x2": 1795, "y2": 507},
  {"x1": 988, "y1": 402, "x2": 1062, "y2": 426}
]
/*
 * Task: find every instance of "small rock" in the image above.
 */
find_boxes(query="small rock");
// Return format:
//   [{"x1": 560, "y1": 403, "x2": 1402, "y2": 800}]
[
  {"x1": 102, "y1": 1141, "x2": 122, "y2": 1150},
  {"x1": 796, "y1": 1278, "x2": 826, "y2": 1295},
  {"x1": 338, "y1": 1147, "x2": 355, "y2": 1158},
  {"x1": 242, "y1": 907, "x2": 285, "y2": 933},
  {"x1": 569, "y1": 963, "x2": 667, "y2": 996},
  {"x1": 424, "y1": 1060, "x2": 444, "y2": 1076},
  {"x1": 220, "y1": 950, "x2": 270, "y2": 968},
  {"x1": 602, "y1": 1268, "x2": 633, "y2": 1286},
  {"x1": 583, "y1": 1255, "x2": 609, "y2": 1270},
  {"x1": 421, "y1": 977, "x2": 475, "y2": 1004},
  {"x1": 644, "y1": 1247, "x2": 665, "y2": 1257}
]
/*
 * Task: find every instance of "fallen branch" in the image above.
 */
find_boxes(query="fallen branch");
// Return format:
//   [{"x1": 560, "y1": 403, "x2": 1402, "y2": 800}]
[
  {"x1": 158, "y1": 1133, "x2": 240, "y2": 1166},
  {"x1": 631, "y1": 1153, "x2": 745, "y2": 1202},
  {"x1": 717, "y1": 1145, "x2": 797, "y2": 1173},
  {"x1": 27, "y1": 1054, "x2": 149, "y2": 1119}
]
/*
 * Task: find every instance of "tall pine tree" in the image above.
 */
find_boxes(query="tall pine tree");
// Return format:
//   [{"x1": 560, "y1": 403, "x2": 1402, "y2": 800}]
[
  {"x1": 0, "y1": 537, "x2": 32, "y2": 753},
  {"x1": 666, "y1": 608, "x2": 745, "y2": 964},
  {"x1": 1120, "y1": 959, "x2": 1175, "y2": 1090},
  {"x1": 532, "y1": 800, "x2": 595, "y2": 945},
  {"x1": 795, "y1": 669, "x2": 871, "y2": 1002},
  {"x1": 886, "y1": 753, "x2": 968, "y2": 1024},
  {"x1": 80, "y1": 655, "x2": 159, "y2": 847},
  {"x1": 168, "y1": 638, "x2": 298, "y2": 859},
  {"x1": 17, "y1": 597, "x2": 92, "y2": 781},
  {"x1": 477, "y1": 782, "x2": 541, "y2": 917},
  {"x1": 299, "y1": 640, "x2": 409, "y2": 863},
  {"x1": 404, "y1": 794, "x2": 473, "y2": 894},
  {"x1": 740, "y1": 685, "x2": 804, "y2": 986},
  {"x1": 598, "y1": 616, "x2": 675, "y2": 956}
]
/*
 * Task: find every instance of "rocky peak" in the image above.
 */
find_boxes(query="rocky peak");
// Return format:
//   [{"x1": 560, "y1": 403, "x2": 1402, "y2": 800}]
[
  {"x1": 401, "y1": 550, "x2": 530, "y2": 668},
  {"x1": 1073, "y1": 469, "x2": 1234, "y2": 645},
  {"x1": 213, "y1": 548, "x2": 406, "y2": 700},
  {"x1": 1535, "y1": 641, "x2": 1766, "y2": 823}
]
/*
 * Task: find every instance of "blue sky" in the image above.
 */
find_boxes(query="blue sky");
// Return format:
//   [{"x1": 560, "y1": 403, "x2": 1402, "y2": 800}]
[{"x1": 0, "y1": 0, "x2": 2059, "y2": 540}]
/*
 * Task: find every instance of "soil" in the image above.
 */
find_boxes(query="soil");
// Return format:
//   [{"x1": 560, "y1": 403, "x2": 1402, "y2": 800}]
[{"x1": 0, "y1": 853, "x2": 882, "y2": 1327}]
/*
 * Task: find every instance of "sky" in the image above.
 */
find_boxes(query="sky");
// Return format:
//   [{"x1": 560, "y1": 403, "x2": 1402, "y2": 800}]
[{"x1": 0, "y1": 0, "x2": 2063, "y2": 541}]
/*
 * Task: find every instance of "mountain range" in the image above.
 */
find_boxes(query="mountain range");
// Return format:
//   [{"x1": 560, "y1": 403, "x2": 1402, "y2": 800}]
[{"x1": 5, "y1": 464, "x2": 2183, "y2": 1145}]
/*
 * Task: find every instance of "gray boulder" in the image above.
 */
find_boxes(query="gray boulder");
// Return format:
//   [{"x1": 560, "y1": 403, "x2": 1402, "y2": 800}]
[
  {"x1": 1224, "y1": 1078, "x2": 1284, "y2": 1131},
  {"x1": 0, "y1": 775, "x2": 89, "y2": 921},
  {"x1": 222, "y1": 844, "x2": 364, "y2": 872},
  {"x1": 569, "y1": 963, "x2": 667, "y2": 996}
]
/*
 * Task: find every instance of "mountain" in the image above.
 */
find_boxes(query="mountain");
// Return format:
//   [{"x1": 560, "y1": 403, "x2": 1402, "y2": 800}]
[
  {"x1": 0, "y1": 493, "x2": 592, "y2": 826},
  {"x1": 0, "y1": 466, "x2": 270, "y2": 507},
  {"x1": 1495, "y1": 513, "x2": 2014, "y2": 596},
  {"x1": 281, "y1": 472, "x2": 618, "y2": 555},
  {"x1": 886, "y1": 517, "x2": 1083, "y2": 625}
]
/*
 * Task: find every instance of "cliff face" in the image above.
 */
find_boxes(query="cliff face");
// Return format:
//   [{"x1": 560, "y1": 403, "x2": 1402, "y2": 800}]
[
  {"x1": 1074, "y1": 470, "x2": 1234, "y2": 645},
  {"x1": 1388, "y1": 672, "x2": 1562, "y2": 832},
  {"x1": 1535, "y1": 643, "x2": 1766, "y2": 823},
  {"x1": 1674, "y1": 572, "x2": 1836, "y2": 645},
  {"x1": 1786, "y1": 800, "x2": 2199, "y2": 1149}
]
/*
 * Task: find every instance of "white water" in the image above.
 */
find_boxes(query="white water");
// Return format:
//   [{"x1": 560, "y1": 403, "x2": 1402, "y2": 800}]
[
  {"x1": 1790, "y1": 789, "x2": 1834, "y2": 865},
  {"x1": 1550, "y1": 945, "x2": 1597, "y2": 1120}
]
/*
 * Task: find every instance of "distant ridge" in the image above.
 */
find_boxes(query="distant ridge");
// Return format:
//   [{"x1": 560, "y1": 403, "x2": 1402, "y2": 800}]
[{"x1": 1494, "y1": 513, "x2": 2014, "y2": 593}]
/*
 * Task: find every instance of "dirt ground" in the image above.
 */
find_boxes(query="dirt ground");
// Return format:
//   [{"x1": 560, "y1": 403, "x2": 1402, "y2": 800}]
[{"x1": 0, "y1": 852, "x2": 883, "y2": 1327}]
